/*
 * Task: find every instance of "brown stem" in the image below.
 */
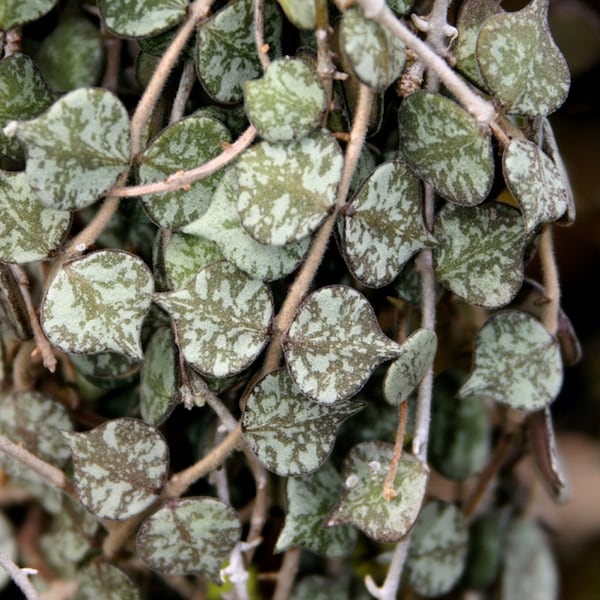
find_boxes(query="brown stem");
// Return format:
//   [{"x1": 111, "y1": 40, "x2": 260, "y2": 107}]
[
  {"x1": 538, "y1": 224, "x2": 560, "y2": 335},
  {"x1": 272, "y1": 547, "x2": 301, "y2": 600},
  {"x1": 253, "y1": 0, "x2": 270, "y2": 71},
  {"x1": 383, "y1": 401, "x2": 408, "y2": 501}
]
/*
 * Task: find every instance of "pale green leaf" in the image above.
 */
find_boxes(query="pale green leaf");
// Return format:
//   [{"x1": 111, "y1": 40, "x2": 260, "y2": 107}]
[
  {"x1": 276, "y1": 0, "x2": 315, "y2": 29},
  {"x1": 459, "y1": 310, "x2": 563, "y2": 412},
  {"x1": 325, "y1": 441, "x2": 428, "y2": 543},
  {"x1": 70, "y1": 352, "x2": 140, "y2": 384},
  {"x1": 397, "y1": 91, "x2": 494, "y2": 206},
  {"x1": 75, "y1": 563, "x2": 141, "y2": 600},
  {"x1": 42, "y1": 250, "x2": 154, "y2": 360},
  {"x1": 242, "y1": 369, "x2": 364, "y2": 476},
  {"x1": 63, "y1": 418, "x2": 168, "y2": 520},
  {"x1": 0, "y1": 0, "x2": 57, "y2": 29},
  {"x1": 137, "y1": 497, "x2": 241, "y2": 581}
]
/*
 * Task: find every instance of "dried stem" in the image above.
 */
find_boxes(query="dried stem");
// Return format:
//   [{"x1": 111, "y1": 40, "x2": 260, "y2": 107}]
[
  {"x1": 383, "y1": 401, "x2": 408, "y2": 501},
  {"x1": 538, "y1": 224, "x2": 560, "y2": 335},
  {"x1": 272, "y1": 547, "x2": 301, "y2": 600},
  {"x1": 0, "y1": 551, "x2": 39, "y2": 600}
]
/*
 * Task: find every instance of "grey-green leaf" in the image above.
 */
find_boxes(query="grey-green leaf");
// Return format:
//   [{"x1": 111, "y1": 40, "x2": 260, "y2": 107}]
[
  {"x1": 242, "y1": 369, "x2": 364, "y2": 476},
  {"x1": 153, "y1": 261, "x2": 273, "y2": 377},
  {"x1": 458, "y1": 310, "x2": 563, "y2": 412},
  {"x1": 75, "y1": 563, "x2": 141, "y2": 600},
  {"x1": 275, "y1": 0, "x2": 315, "y2": 29},
  {"x1": 139, "y1": 114, "x2": 231, "y2": 230},
  {"x1": 0, "y1": 171, "x2": 71, "y2": 263},
  {"x1": 41, "y1": 250, "x2": 154, "y2": 360},
  {"x1": 15, "y1": 88, "x2": 130, "y2": 210},
  {"x1": 0, "y1": 0, "x2": 57, "y2": 29},
  {"x1": 137, "y1": 497, "x2": 241, "y2": 581},
  {"x1": 275, "y1": 461, "x2": 358, "y2": 557},
  {"x1": 433, "y1": 202, "x2": 529, "y2": 308},
  {"x1": 397, "y1": 91, "x2": 494, "y2": 206},
  {"x1": 283, "y1": 286, "x2": 402, "y2": 404},
  {"x1": 63, "y1": 418, "x2": 168, "y2": 520},
  {"x1": 325, "y1": 441, "x2": 428, "y2": 543}
]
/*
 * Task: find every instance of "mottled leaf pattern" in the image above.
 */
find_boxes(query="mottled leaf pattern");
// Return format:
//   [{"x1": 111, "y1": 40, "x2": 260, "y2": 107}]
[
  {"x1": 433, "y1": 202, "x2": 528, "y2": 308},
  {"x1": 139, "y1": 114, "x2": 231, "y2": 230},
  {"x1": 325, "y1": 441, "x2": 428, "y2": 543},
  {"x1": 63, "y1": 418, "x2": 168, "y2": 520},
  {"x1": 284, "y1": 286, "x2": 402, "y2": 404},
  {"x1": 15, "y1": 88, "x2": 130, "y2": 210},
  {"x1": 503, "y1": 138, "x2": 568, "y2": 232},
  {"x1": 196, "y1": 0, "x2": 283, "y2": 104},
  {"x1": 183, "y1": 168, "x2": 309, "y2": 281},
  {"x1": 340, "y1": 7, "x2": 406, "y2": 91},
  {"x1": 0, "y1": 0, "x2": 57, "y2": 29},
  {"x1": 459, "y1": 311, "x2": 563, "y2": 411},
  {"x1": 70, "y1": 352, "x2": 140, "y2": 384},
  {"x1": 242, "y1": 369, "x2": 364, "y2": 476},
  {"x1": 275, "y1": 461, "x2": 358, "y2": 556},
  {"x1": 75, "y1": 563, "x2": 141, "y2": 600},
  {"x1": 42, "y1": 250, "x2": 154, "y2": 360},
  {"x1": 276, "y1": 0, "x2": 315, "y2": 29},
  {"x1": 164, "y1": 233, "x2": 222, "y2": 290},
  {"x1": 137, "y1": 497, "x2": 241, "y2": 581},
  {"x1": 291, "y1": 575, "x2": 350, "y2": 600},
  {"x1": 0, "y1": 171, "x2": 71, "y2": 263},
  {"x1": 397, "y1": 91, "x2": 494, "y2": 206},
  {"x1": 153, "y1": 261, "x2": 273, "y2": 377},
  {"x1": 237, "y1": 129, "x2": 343, "y2": 245},
  {"x1": 383, "y1": 329, "x2": 437, "y2": 406},
  {"x1": 406, "y1": 501, "x2": 469, "y2": 597}
]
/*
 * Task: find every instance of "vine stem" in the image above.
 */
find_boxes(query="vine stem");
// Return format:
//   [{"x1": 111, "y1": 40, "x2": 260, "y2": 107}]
[
  {"x1": 538, "y1": 223, "x2": 560, "y2": 335},
  {"x1": 0, "y1": 551, "x2": 39, "y2": 600},
  {"x1": 364, "y1": 538, "x2": 409, "y2": 600},
  {"x1": 272, "y1": 547, "x2": 301, "y2": 600},
  {"x1": 253, "y1": 0, "x2": 270, "y2": 71},
  {"x1": 169, "y1": 59, "x2": 197, "y2": 124},
  {"x1": 383, "y1": 401, "x2": 408, "y2": 501}
]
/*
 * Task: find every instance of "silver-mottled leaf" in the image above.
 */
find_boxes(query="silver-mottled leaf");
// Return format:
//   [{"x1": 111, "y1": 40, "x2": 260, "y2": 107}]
[
  {"x1": 242, "y1": 369, "x2": 364, "y2": 476},
  {"x1": 137, "y1": 497, "x2": 241, "y2": 581},
  {"x1": 459, "y1": 310, "x2": 563, "y2": 412},
  {"x1": 325, "y1": 441, "x2": 428, "y2": 543},
  {"x1": 70, "y1": 352, "x2": 140, "y2": 385},
  {"x1": 397, "y1": 91, "x2": 494, "y2": 206},
  {"x1": 75, "y1": 563, "x2": 141, "y2": 600},
  {"x1": 63, "y1": 418, "x2": 168, "y2": 520},
  {"x1": 153, "y1": 261, "x2": 273, "y2": 377},
  {"x1": 237, "y1": 129, "x2": 343, "y2": 245},
  {"x1": 276, "y1": 0, "x2": 315, "y2": 29},
  {"x1": 0, "y1": 0, "x2": 57, "y2": 29},
  {"x1": 42, "y1": 250, "x2": 154, "y2": 360},
  {"x1": 284, "y1": 286, "x2": 402, "y2": 404}
]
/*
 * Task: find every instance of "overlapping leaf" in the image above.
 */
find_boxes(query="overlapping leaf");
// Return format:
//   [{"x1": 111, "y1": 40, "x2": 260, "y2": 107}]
[
  {"x1": 70, "y1": 352, "x2": 140, "y2": 386},
  {"x1": 163, "y1": 233, "x2": 222, "y2": 289},
  {"x1": 75, "y1": 563, "x2": 141, "y2": 599},
  {"x1": 276, "y1": 0, "x2": 315, "y2": 29},
  {"x1": 0, "y1": 0, "x2": 57, "y2": 29}
]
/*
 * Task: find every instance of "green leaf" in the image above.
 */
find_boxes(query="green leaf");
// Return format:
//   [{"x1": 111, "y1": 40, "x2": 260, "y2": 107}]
[
  {"x1": 137, "y1": 497, "x2": 241, "y2": 581},
  {"x1": 98, "y1": 0, "x2": 188, "y2": 38},
  {"x1": 476, "y1": 0, "x2": 570, "y2": 116},
  {"x1": 387, "y1": 0, "x2": 413, "y2": 15},
  {"x1": 341, "y1": 160, "x2": 435, "y2": 287},
  {"x1": 406, "y1": 501, "x2": 469, "y2": 597},
  {"x1": 276, "y1": 0, "x2": 315, "y2": 29},
  {"x1": 0, "y1": 170, "x2": 71, "y2": 263},
  {"x1": 458, "y1": 311, "x2": 563, "y2": 412},
  {"x1": 138, "y1": 114, "x2": 231, "y2": 230},
  {"x1": 503, "y1": 138, "x2": 569, "y2": 232},
  {"x1": 291, "y1": 575, "x2": 351, "y2": 600},
  {"x1": 70, "y1": 352, "x2": 140, "y2": 385},
  {"x1": 196, "y1": 0, "x2": 283, "y2": 104},
  {"x1": 63, "y1": 418, "x2": 168, "y2": 520},
  {"x1": 242, "y1": 369, "x2": 364, "y2": 476},
  {"x1": 244, "y1": 57, "x2": 326, "y2": 142},
  {"x1": 433, "y1": 202, "x2": 529, "y2": 308},
  {"x1": 42, "y1": 250, "x2": 154, "y2": 360},
  {"x1": 383, "y1": 329, "x2": 437, "y2": 406},
  {"x1": 237, "y1": 129, "x2": 343, "y2": 245},
  {"x1": 275, "y1": 461, "x2": 358, "y2": 557},
  {"x1": 0, "y1": 53, "x2": 55, "y2": 161},
  {"x1": 283, "y1": 286, "x2": 402, "y2": 404},
  {"x1": 397, "y1": 91, "x2": 494, "y2": 206},
  {"x1": 183, "y1": 168, "x2": 309, "y2": 281},
  {"x1": 15, "y1": 88, "x2": 130, "y2": 210},
  {"x1": 325, "y1": 441, "x2": 428, "y2": 543},
  {"x1": 340, "y1": 7, "x2": 406, "y2": 91},
  {"x1": 0, "y1": 0, "x2": 57, "y2": 29},
  {"x1": 153, "y1": 261, "x2": 273, "y2": 377},
  {"x1": 75, "y1": 563, "x2": 141, "y2": 600}
]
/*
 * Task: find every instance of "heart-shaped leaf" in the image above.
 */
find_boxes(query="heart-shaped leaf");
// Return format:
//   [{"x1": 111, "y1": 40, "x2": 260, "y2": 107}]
[
  {"x1": 237, "y1": 129, "x2": 343, "y2": 245},
  {"x1": 283, "y1": 286, "x2": 402, "y2": 404},
  {"x1": 503, "y1": 138, "x2": 569, "y2": 232},
  {"x1": 14, "y1": 88, "x2": 130, "y2": 210},
  {"x1": 137, "y1": 497, "x2": 241, "y2": 581},
  {"x1": 184, "y1": 168, "x2": 309, "y2": 281},
  {"x1": 0, "y1": 0, "x2": 57, "y2": 29},
  {"x1": 153, "y1": 261, "x2": 273, "y2": 377},
  {"x1": 459, "y1": 310, "x2": 563, "y2": 412},
  {"x1": 383, "y1": 329, "x2": 437, "y2": 406},
  {"x1": 0, "y1": 171, "x2": 71, "y2": 263},
  {"x1": 242, "y1": 369, "x2": 364, "y2": 476},
  {"x1": 42, "y1": 250, "x2": 154, "y2": 360},
  {"x1": 275, "y1": 461, "x2": 358, "y2": 557},
  {"x1": 325, "y1": 441, "x2": 428, "y2": 543},
  {"x1": 406, "y1": 501, "x2": 469, "y2": 597},
  {"x1": 63, "y1": 418, "x2": 169, "y2": 520},
  {"x1": 476, "y1": 0, "x2": 570, "y2": 116},
  {"x1": 340, "y1": 160, "x2": 435, "y2": 288},
  {"x1": 75, "y1": 563, "x2": 141, "y2": 599},
  {"x1": 433, "y1": 202, "x2": 529, "y2": 308},
  {"x1": 275, "y1": 0, "x2": 315, "y2": 29},
  {"x1": 397, "y1": 91, "x2": 494, "y2": 206},
  {"x1": 139, "y1": 114, "x2": 231, "y2": 230}
]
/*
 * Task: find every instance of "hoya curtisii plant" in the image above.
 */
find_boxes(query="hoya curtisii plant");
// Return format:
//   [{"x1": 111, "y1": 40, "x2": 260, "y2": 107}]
[{"x1": 0, "y1": 0, "x2": 579, "y2": 598}]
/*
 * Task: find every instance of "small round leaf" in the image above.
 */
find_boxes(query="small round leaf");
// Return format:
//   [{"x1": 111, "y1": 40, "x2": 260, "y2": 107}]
[
  {"x1": 275, "y1": 0, "x2": 315, "y2": 29},
  {"x1": 0, "y1": 0, "x2": 57, "y2": 29},
  {"x1": 75, "y1": 563, "x2": 141, "y2": 600}
]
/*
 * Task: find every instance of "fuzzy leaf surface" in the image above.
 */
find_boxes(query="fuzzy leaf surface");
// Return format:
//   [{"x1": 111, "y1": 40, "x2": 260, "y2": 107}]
[
  {"x1": 75, "y1": 563, "x2": 141, "y2": 600},
  {"x1": 0, "y1": 0, "x2": 57, "y2": 29}
]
